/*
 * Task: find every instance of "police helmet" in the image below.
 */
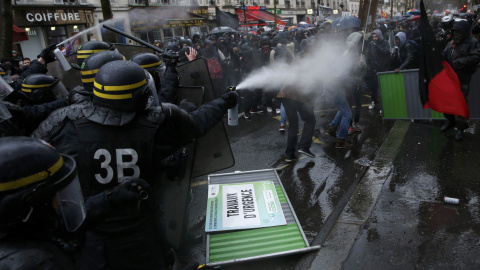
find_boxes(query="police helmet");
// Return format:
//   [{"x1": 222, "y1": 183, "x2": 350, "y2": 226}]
[
  {"x1": 76, "y1": 40, "x2": 116, "y2": 68},
  {"x1": 0, "y1": 137, "x2": 86, "y2": 232},
  {"x1": 130, "y1": 53, "x2": 165, "y2": 90},
  {"x1": 0, "y1": 67, "x2": 5, "y2": 76},
  {"x1": 0, "y1": 68, "x2": 14, "y2": 100},
  {"x1": 21, "y1": 74, "x2": 68, "y2": 104},
  {"x1": 93, "y1": 61, "x2": 150, "y2": 112},
  {"x1": 81, "y1": 51, "x2": 126, "y2": 92}
]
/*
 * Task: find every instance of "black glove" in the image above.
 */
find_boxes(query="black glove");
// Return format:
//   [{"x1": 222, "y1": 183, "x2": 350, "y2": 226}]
[
  {"x1": 107, "y1": 178, "x2": 151, "y2": 204},
  {"x1": 179, "y1": 99, "x2": 197, "y2": 112},
  {"x1": 221, "y1": 91, "x2": 239, "y2": 109},
  {"x1": 163, "y1": 50, "x2": 179, "y2": 66},
  {"x1": 38, "y1": 44, "x2": 57, "y2": 64}
]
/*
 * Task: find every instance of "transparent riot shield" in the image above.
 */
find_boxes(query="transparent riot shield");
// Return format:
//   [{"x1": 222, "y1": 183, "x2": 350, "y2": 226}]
[
  {"x1": 161, "y1": 86, "x2": 204, "y2": 250},
  {"x1": 176, "y1": 58, "x2": 235, "y2": 178}
]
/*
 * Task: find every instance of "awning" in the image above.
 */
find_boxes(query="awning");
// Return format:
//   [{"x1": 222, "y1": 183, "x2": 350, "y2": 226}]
[
  {"x1": 236, "y1": 9, "x2": 286, "y2": 30},
  {"x1": 13, "y1": 25, "x2": 28, "y2": 42}
]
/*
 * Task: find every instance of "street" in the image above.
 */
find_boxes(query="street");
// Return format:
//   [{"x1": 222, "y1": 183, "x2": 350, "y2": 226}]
[{"x1": 174, "y1": 92, "x2": 480, "y2": 270}]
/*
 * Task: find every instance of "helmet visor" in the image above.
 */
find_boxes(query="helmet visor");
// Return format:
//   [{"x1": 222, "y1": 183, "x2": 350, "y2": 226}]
[
  {"x1": 0, "y1": 76, "x2": 13, "y2": 100},
  {"x1": 51, "y1": 80, "x2": 69, "y2": 100},
  {"x1": 56, "y1": 173, "x2": 86, "y2": 232}
]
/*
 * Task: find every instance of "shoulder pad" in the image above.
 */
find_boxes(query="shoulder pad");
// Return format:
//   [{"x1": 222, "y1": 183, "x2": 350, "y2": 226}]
[{"x1": 31, "y1": 104, "x2": 85, "y2": 139}]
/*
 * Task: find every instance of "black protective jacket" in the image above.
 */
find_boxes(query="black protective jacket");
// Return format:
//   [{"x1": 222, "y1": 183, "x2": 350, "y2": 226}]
[
  {"x1": 443, "y1": 21, "x2": 480, "y2": 84},
  {"x1": 366, "y1": 30, "x2": 391, "y2": 73},
  {"x1": 396, "y1": 42, "x2": 418, "y2": 70}
]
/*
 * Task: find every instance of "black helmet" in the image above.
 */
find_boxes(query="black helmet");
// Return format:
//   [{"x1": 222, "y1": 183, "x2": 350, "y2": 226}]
[
  {"x1": 0, "y1": 67, "x2": 5, "y2": 76},
  {"x1": 21, "y1": 74, "x2": 68, "y2": 104},
  {"x1": 130, "y1": 53, "x2": 165, "y2": 90},
  {"x1": 76, "y1": 40, "x2": 116, "y2": 67},
  {"x1": 93, "y1": 61, "x2": 150, "y2": 112},
  {"x1": 81, "y1": 51, "x2": 125, "y2": 92},
  {"x1": 0, "y1": 137, "x2": 86, "y2": 232},
  {"x1": 0, "y1": 69, "x2": 13, "y2": 100}
]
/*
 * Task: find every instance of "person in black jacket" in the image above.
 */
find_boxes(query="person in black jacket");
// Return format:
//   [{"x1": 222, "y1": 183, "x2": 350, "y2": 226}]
[
  {"x1": 32, "y1": 61, "x2": 238, "y2": 270},
  {"x1": 393, "y1": 32, "x2": 419, "y2": 72},
  {"x1": 366, "y1": 29, "x2": 391, "y2": 109},
  {"x1": 441, "y1": 20, "x2": 480, "y2": 141}
]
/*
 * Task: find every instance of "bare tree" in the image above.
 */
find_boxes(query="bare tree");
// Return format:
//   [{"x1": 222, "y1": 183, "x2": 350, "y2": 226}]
[
  {"x1": 100, "y1": 0, "x2": 117, "y2": 43},
  {"x1": 0, "y1": 0, "x2": 13, "y2": 58}
]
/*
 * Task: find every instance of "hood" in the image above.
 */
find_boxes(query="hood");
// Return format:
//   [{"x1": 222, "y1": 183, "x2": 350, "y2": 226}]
[
  {"x1": 372, "y1": 29, "x2": 384, "y2": 42},
  {"x1": 452, "y1": 20, "x2": 471, "y2": 40},
  {"x1": 395, "y1": 31, "x2": 407, "y2": 47},
  {"x1": 346, "y1": 32, "x2": 363, "y2": 50}
]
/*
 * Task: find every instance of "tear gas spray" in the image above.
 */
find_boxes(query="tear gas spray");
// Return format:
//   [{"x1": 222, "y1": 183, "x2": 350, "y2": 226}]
[
  {"x1": 53, "y1": 48, "x2": 72, "y2": 71},
  {"x1": 227, "y1": 86, "x2": 238, "y2": 126}
]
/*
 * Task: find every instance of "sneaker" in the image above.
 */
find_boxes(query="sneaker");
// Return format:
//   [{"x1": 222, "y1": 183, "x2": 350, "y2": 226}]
[
  {"x1": 276, "y1": 108, "x2": 281, "y2": 114},
  {"x1": 298, "y1": 148, "x2": 315, "y2": 158},
  {"x1": 325, "y1": 125, "x2": 337, "y2": 138},
  {"x1": 441, "y1": 121, "x2": 454, "y2": 132},
  {"x1": 368, "y1": 102, "x2": 375, "y2": 109},
  {"x1": 351, "y1": 123, "x2": 362, "y2": 133},
  {"x1": 250, "y1": 108, "x2": 264, "y2": 114},
  {"x1": 279, "y1": 124, "x2": 286, "y2": 132},
  {"x1": 285, "y1": 153, "x2": 297, "y2": 162},
  {"x1": 244, "y1": 112, "x2": 251, "y2": 119},
  {"x1": 335, "y1": 138, "x2": 353, "y2": 149},
  {"x1": 455, "y1": 130, "x2": 464, "y2": 141},
  {"x1": 267, "y1": 107, "x2": 273, "y2": 113}
]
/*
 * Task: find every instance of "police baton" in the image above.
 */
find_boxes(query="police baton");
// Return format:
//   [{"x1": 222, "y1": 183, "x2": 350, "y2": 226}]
[{"x1": 103, "y1": 24, "x2": 164, "y2": 55}]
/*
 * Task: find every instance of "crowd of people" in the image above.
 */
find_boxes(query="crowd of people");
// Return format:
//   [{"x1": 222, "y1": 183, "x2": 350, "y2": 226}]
[{"x1": 1, "y1": 10, "x2": 480, "y2": 269}]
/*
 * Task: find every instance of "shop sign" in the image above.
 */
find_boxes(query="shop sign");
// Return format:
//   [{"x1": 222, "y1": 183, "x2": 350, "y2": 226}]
[{"x1": 14, "y1": 9, "x2": 89, "y2": 26}]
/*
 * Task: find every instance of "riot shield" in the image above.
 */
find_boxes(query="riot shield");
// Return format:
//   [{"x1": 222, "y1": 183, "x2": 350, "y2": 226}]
[
  {"x1": 176, "y1": 58, "x2": 235, "y2": 178},
  {"x1": 0, "y1": 76, "x2": 14, "y2": 100},
  {"x1": 161, "y1": 86, "x2": 204, "y2": 250},
  {"x1": 0, "y1": 99, "x2": 12, "y2": 122}
]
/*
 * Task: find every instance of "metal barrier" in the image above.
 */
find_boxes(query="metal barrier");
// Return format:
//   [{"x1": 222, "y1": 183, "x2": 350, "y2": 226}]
[{"x1": 378, "y1": 68, "x2": 480, "y2": 120}]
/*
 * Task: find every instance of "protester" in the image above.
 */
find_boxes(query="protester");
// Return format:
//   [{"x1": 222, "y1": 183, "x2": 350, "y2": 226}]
[
  {"x1": 441, "y1": 20, "x2": 480, "y2": 141},
  {"x1": 366, "y1": 29, "x2": 390, "y2": 109}
]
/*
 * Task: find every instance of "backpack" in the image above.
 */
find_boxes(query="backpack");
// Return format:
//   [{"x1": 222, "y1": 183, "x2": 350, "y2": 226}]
[
  {"x1": 407, "y1": 40, "x2": 420, "y2": 55},
  {"x1": 207, "y1": 57, "x2": 223, "y2": 79}
]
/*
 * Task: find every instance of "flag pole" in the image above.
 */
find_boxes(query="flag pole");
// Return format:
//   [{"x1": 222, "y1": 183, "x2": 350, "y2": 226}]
[{"x1": 361, "y1": 0, "x2": 373, "y2": 53}]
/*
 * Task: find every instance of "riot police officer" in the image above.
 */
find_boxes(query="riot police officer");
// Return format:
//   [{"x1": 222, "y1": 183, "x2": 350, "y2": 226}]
[
  {"x1": 73, "y1": 40, "x2": 116, "y2": 69},
  {"x1": 0, "y1": 136, "x2": 86, "y2": 269},
  {"x1": 70, "y1": 50, "x2": 126, "y2": 105},
  {"x1": 32, "y1": 60, "x2": 238, "y2": 269}
]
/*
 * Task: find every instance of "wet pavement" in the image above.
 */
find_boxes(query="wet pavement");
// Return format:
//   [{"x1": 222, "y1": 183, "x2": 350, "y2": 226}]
[
  {"x1": 175, "y1": 91, "x2": 480, "y2": 270},
  {"x1": 175, "y1": 92, "x2": 396, "y2": 269}
]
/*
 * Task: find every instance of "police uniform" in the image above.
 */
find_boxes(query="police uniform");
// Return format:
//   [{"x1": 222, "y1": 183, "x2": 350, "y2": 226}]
[{"x1": 32, "y1": 60, "x2": 237, "y2": 270}]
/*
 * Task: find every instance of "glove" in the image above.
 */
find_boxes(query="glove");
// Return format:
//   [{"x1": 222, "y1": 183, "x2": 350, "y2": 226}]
[
  {"x1": 221, "y1": 91, "x2": 239, "y2": 109},
  {"x1": 179, "y1": 99, "x2": 197, "y2": 112},
  {"x1": 107, "y1": 178, "x2": 151, "y2": 204},
  {"x1": 163, "y1": 49, "x2": 179, "y2": 66},
  {"x1": 38, "y1": 44, "x2": 57, "y2": 64}
]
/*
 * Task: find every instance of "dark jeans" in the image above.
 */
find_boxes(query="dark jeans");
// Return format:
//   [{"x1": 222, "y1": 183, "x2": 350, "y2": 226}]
[
  {"x1": 444, "y1": 84, "x2": 470, "y2": 131},
  {"x1": 280, "y1": 98, "x2": 316, "y2": 155},
  {"x1": 239, "y1": 89, "x2": 262, "y2": 113},
  {"x1": 349, "y1": 85, "x2": 362, "y2": 124},
  {"x1": 366, "y1": 71, "x2": 379, "y2": 103}
]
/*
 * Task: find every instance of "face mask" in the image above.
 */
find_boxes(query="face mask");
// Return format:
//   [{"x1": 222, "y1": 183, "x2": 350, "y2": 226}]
[{"x1": 453, "y1": 30, "x2": 464, "y2": 45}]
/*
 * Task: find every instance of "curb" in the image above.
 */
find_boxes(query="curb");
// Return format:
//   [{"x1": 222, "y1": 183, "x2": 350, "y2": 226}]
[{"x1": 295, "y1": 120, "x2": 410, "y2": 270}]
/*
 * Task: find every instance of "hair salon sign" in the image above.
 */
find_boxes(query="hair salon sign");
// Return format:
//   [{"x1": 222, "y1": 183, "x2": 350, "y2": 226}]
[{"x1": 13, "y1": 8, "x2": 92, "y2": 26}]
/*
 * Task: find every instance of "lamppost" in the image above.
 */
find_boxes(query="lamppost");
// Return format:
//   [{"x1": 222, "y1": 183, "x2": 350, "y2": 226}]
[{"x1": 242, "y1": 1, "x2": 247, "y2": 30}]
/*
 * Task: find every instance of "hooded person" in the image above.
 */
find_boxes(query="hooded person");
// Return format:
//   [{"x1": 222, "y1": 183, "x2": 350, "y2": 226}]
[
  {"x1": 365, "y1": 29, "x2": 391, "y2": 109},
  {"x1": 393, "y1": 32, "x2": 419, "y2": 72},
  {"x1": 440, "y1": 20, "x2": 480, "y2": 141}
]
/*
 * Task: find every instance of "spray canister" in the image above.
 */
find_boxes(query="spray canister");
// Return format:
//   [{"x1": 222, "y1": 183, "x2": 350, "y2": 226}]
[
  {"x1": 227, "y1": 86, "x2": 238, "y2": 126},
  {"x1": 444, "y1": 196, "x2": 460, "y2": 204},
  {"x1": 53, "y1": 48, "x2": 72, "y2": 71}
]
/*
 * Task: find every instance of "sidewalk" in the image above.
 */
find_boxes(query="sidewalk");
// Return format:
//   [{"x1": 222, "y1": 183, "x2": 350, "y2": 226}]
[{"x1": 307, "y1": 120, "x2": 480, "y2": 269}]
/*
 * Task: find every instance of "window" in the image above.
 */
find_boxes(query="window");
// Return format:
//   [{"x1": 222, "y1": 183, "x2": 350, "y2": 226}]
[{"x1": 47, "y1": 26, "x2": 67, "y2": 45}]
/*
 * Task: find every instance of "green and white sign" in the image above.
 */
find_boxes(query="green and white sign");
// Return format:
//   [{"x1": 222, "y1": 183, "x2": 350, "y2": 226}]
[{"x1": 206, "y1": 181, "x2": 286, "y2": 232}]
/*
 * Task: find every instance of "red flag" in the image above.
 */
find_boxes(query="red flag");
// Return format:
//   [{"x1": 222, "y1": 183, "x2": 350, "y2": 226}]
[{"x1": 418, "y1": 0, "x2": 470, "y2": 119}]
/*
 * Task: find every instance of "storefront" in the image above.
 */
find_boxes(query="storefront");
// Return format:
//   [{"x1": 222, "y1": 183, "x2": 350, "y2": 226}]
[
  {"x1": 129, "y1": 7, "x2": 208, "y2": 43},
  {"x1": 236, "y1": 6, "x2": 287, "y2": 30},
  {"x1": 13, "y1": 5, "x2": 95, "y2": 60}
]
